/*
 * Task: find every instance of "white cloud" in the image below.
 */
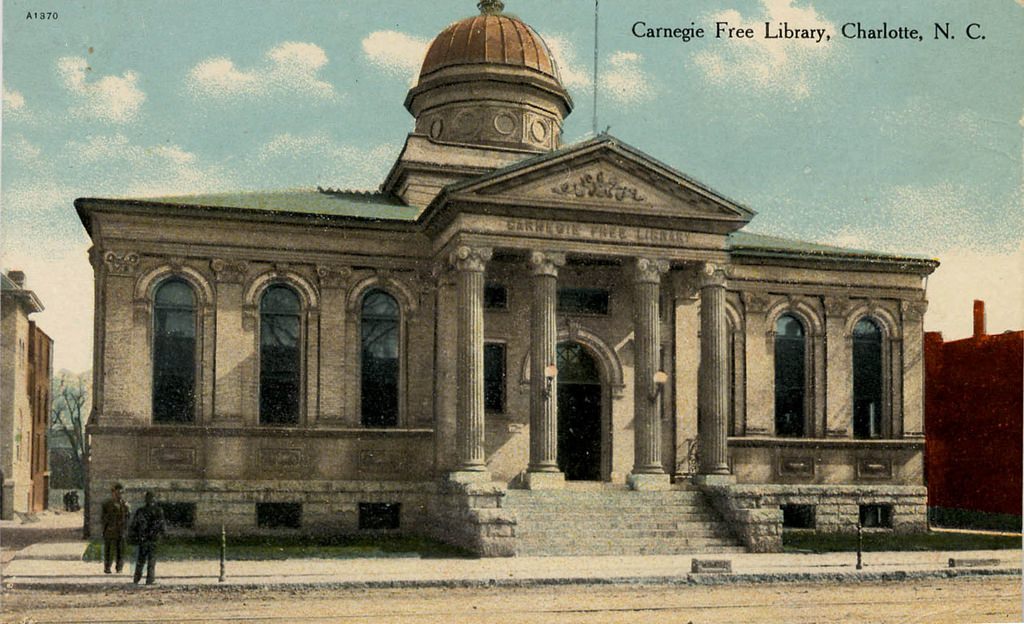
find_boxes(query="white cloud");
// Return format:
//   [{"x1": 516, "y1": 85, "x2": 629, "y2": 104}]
[
  {"x1": 692, "y1": 0, "x2": 837, "y2": 100},
  {"x1": 3, "y1": 84, "x2": 29, "y2": 119},
  {"x1": 542, "y1": 34, "x2": 591, "y2": 90},
  {"x1": 5, "y1": 135, "x2": 43, "y2": 162},
  {"x1": 64, "y1": 133, "x2": 235, "y2": 197},
  {"x1": 361, "y1": 31, "x2": 430, "y2": 82},
  {"x1": 187, "y1": 42, "x2": 339, "y2": 102},
  {"x1": 600, "y1": 51, "x2": 654, "y2": 106},
  {"x1": 257, "y1": 133, "x2": 397, "y2": 189},
  {"x1": 57, "y1": 57, "x2": 146, "y2": 123}
]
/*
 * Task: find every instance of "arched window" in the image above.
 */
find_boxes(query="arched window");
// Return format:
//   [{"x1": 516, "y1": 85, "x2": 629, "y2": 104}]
[
  {"x1": 774, "y1": 314, "x2": 805, "y2": 437},
  {"x1": 853, "y1": 318, "x2": 883, "y2": 438},
  {"x1": 361, "y1": 290, "x2": 400, "y2": 427},
  {"x1": 260, "y1": 285, "x2": 301, "y2": 425},
  {"x1": 153, "y1": 279, "x2": 196, "y2": 423}
]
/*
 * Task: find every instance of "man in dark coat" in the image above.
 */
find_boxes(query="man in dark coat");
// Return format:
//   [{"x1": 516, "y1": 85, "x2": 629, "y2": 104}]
[
  {"x1": 100, "y1": 483, "x2": 130, "y2": 574},
  {"x1": 129, "y1": 491, "x2": 166, "y2": 585}
]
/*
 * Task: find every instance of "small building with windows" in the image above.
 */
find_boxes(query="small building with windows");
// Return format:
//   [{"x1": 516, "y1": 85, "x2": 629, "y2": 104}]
[
  {"x1": 1, "y1": 270, "x2": 53, "y2": 519},
  {"x1": 77, "y1": 1, "x2": 938, "y2": 554}
]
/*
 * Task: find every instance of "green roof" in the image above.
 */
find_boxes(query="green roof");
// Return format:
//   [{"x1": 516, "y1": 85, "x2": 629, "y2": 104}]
[
  {"x1": 728, "y1": 231, "x2": 938, "y2": 265},
  {"x1": 130, "y1": 189, "x2": 422, "y2": 221}
]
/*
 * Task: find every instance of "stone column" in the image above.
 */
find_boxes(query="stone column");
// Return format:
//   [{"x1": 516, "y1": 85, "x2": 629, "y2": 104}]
[
  {"x1": 210, "y1": 259, "x2": 249, "y2": 423},
  {"x1": 696, "y1": 263, "x2": 734, "y2": 483},
  {"x1": 314, "y1": 265, "x2": 351, "y2": 422},
  {"x1": 741, "y1": 292, "x2": 773, "y2": 436},
  {"x1": 525, "y1": 251, "x2": 565, "y2": 489},
  {"x1": 628, "y1": 257, "x2": 671, "y2": 490},
  {"x1": 901, "y1": 300, "x2": 927, "y2": 438},
  {"x1": 824, "y1": 296, "x2": 851, "y2": 437},
  {"x1": 449, "y1": 245, "x2": 493, "y2": 481}
]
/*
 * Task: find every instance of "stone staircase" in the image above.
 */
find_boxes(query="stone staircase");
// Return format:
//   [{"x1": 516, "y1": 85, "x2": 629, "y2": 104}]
[{"x1": 504, "y1": 483, "x2": 745, "y2": 556}]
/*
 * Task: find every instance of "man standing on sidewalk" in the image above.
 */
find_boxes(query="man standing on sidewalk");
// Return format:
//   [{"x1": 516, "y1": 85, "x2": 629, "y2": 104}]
[
  {"x1": 100, "y1": 483, "x2": 130, "y2": 574},
  {"x1": 129, "y1": 491, "x2": 166, "y2": 585}
]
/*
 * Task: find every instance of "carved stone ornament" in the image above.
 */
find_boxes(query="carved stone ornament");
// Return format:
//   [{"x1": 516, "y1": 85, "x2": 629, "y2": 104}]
[
  {"x1": 901, "y1": 299, "x2": 928, "y2": 321},
  {"x1": 210, "y1": 258, "x2": 249, "y2": 284},
  {"x1": 633, "y1": 257, "x2": 670, "y2": 284},
  {"x1": 551, "y1": 171, "x2": 645, "y2": 202},
  {"x1": 824, "y1": 296, "x2": 851, "y2": 318},
  {"x1": 448, "y1": 245, "x2": 493, "y2": 273},
  {"x1": 528, "y1": 250, "x2": 566, "y2": 277},
  {"x1": 315, "y1": 265, "x2": 352, "y2": 289},
  {"x1": 741, "y1": 291, "x2": 771, "y2": 314},
  {"x1": 102, "y1": 251, "x2": 140, "y2": 276},
  {"x1": 698, "y1": 263, "x2": 727, "y2": 289}
]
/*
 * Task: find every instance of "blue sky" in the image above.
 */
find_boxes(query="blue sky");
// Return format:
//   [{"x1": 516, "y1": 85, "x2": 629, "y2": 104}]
[{"x1": 2, "y1": 0, "x2": 1022, "y2": 371}]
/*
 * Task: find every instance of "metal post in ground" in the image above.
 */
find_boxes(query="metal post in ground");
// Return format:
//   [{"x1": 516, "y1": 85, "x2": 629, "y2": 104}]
[
  {"x1": 856, "y1": 522, "x2": 863, "y2": 570},
  {"x1": 219, "y1": 523, "x2": 226, "y2": 582}
]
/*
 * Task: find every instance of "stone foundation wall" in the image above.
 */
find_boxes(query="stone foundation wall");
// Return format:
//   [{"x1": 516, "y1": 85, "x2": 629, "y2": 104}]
[
  {"x1": 426, "y1": 478, "x2": 516, "y2": 557},
  {"x1": 700, "y1": 482, "x2": 928, "y2": 551},
  {"x1": 88, "y1": 478, "x2": 435, "y2": 537}
]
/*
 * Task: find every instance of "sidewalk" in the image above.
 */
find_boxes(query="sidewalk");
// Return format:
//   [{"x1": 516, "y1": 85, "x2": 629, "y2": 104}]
[{"x1": 1, "y1": 539, "x2": 1019, "y2": 591}]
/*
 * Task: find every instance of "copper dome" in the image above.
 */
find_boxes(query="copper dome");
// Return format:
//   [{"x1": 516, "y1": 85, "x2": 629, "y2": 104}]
[{"x1": 419, "y1": 3, "x2": 559, "y2": 82}]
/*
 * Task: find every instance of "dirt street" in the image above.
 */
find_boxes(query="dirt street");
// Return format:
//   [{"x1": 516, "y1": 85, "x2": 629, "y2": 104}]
[{"x1": 2, "y1": 575, "x2": 1019, "y2": 623}]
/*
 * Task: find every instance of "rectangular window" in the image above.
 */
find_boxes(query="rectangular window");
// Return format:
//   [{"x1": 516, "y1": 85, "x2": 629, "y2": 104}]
[
  {"x1": 781, "y1": 504, "x2": 816, "y2": 529},
  {"x1": 484, "y1": 343, "x2": 506, "y2": 413},
  {"x1": 484, "y1": 283, "x2": 508, "y2": 310},
  {"x1": 557, "y1": 288, "x2": 610, "y2": 315},
  {"x1": 859, "y1": 504, "x2": 893, "y2": 528},
  {"x1": 256, "y1": 502, "x2": 302, "y2": 529},
  {"x1": 159, "y1": 502, "x2": 196, "y2": 529},
  {"x1": 358, "y1": 502, "x2": 401, "y2": 530}
]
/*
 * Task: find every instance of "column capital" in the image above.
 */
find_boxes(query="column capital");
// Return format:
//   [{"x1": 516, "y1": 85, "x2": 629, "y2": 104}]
[
  {"x1": 632, "y1": 257, "x2": 670, "y2": 284},
  {"x1": 102, "y1": 250, "x2": 141, "y2": 276},
  {"x1": 528, "y1": 250, "x2": 566, "y2": 277},
  {"x1": 698, "y1": 263, "x2": 728, "y2": 289},
  {"x1": 449, "y1": 245, "x2": 493, "y2": 273},
  {"x1": 315, "y1": 264, "x2": 352, "y2": 289},
  {"x1": 824, "y1": 295, "x2": 851, "y2": 318},
  {"x1": 211, "y1": 258, "x2": 249, "y2": 284},
  {"x1": 901, "y1": 299, "x2": 928, "y2": 321}
]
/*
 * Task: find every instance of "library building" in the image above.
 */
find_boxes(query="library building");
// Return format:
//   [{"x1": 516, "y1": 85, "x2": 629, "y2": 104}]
[{"x1": 78, "y1": 1, "x2": 937, "y2": 555}]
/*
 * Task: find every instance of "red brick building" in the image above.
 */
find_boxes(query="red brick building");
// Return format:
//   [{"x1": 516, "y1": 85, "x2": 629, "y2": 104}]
[{"x1": 925, "y1": 301, "x2": 1022, "y2": 524}]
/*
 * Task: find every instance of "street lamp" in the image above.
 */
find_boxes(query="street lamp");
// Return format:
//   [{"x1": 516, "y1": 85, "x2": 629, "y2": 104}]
[
  {"x1": 543, "y1": 364, "x2": 558, "y2": 399},
  {"x1": 650, "y1": 370, "x2": 669, "y2": 401}
]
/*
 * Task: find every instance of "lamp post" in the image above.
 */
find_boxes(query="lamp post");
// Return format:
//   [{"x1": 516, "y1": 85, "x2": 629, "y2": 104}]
[
  {"x1": 650, "y1": 370, "x2": 669, "y2": 402},
  {"x1": 542, "y1": 363, "x2": 558, "y2": 399}
]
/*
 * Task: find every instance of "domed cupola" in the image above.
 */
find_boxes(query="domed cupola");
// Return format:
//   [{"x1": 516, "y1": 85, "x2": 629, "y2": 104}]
[{"x1": 404, "y1": 0, "x2": 573, "y2": 153}]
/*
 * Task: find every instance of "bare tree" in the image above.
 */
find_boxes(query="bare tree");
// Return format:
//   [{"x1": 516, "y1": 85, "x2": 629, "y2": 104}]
[{"x1": 50, "y1": 370, "x2": 90, "y2": 488}]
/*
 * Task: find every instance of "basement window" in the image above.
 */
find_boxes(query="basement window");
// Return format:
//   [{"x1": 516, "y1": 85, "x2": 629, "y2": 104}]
[
  {"x1": 359, "y1": 502, "x2": 401, "y2": 530},
  {"x1": 781, "y1": 504, "x2": 816, "y2": 529},
  {"x1": 256, "y1": 503, "x2": 302, "y2": 529},
  {"x1": 159, "y1": 502, "x2": 196, "y2": 529},
  {"x1": 859, "y1": 504, "x2": 893, "y2": 528}
]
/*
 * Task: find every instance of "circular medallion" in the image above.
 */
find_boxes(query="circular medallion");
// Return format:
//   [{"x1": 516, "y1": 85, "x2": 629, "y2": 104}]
[
  {"x1": 452, "y1": 110, "x2": 480, "y2": 137},
  {"x1": 493, "y1": 112, "x2": 517, "y2": 136},
  {"x1": 530, "y1": 119, "x2": 549, "y2": 143},
  {"x1": 429, "y1": 118, "x2": 444, "y2": 140}
]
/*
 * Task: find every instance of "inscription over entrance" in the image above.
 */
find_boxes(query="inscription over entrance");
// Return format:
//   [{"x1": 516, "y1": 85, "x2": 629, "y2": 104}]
[{"x1": 504, "y1": 218, "x2": 694, "y2": 245}]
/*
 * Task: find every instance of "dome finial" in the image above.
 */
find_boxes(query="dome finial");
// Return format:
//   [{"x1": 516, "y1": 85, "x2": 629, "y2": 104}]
[{"x1": 477, "y1": 0, "x2": 504, "y2": 15}]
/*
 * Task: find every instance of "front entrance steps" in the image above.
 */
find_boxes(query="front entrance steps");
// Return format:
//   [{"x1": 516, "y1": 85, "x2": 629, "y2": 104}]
[{"x1": 504, "y1": 482, "x2": 746, "y2": 556}]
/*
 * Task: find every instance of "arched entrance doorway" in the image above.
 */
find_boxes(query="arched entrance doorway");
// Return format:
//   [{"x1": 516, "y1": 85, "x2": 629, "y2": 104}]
[{"x1": 557, "y1": 342, "x2": 603, "y2": 481}]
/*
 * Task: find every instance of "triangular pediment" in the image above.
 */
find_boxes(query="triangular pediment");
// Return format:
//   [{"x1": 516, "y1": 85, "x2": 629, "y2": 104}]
[{"x1": 435, "y1": 136, "x2": 755, "y2": 233}]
